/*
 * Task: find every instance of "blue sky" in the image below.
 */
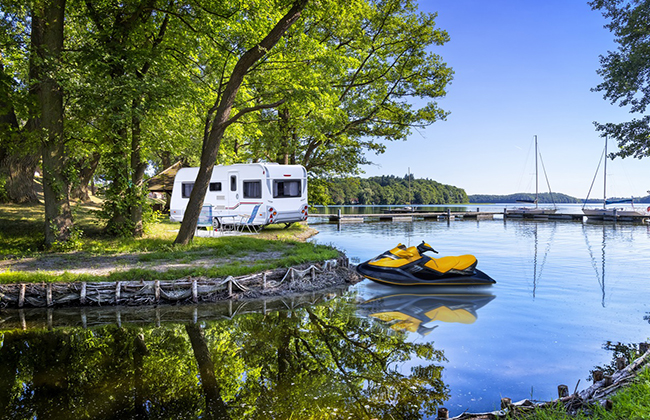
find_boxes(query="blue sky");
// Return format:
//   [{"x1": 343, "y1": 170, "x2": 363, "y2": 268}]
[{"x1": 361, "y1": 0, "x2": 650, "y2": 199}]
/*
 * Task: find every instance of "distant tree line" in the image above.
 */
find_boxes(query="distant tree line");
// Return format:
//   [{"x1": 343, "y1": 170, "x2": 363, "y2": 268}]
[
  {"x1": 468, "y1": 192, "x2": 650, "y2": 204},
  {"x1": 318, "y1": 174, "x2": 468, "y2": 205},
  {"x1": 468, "y1": 192, "x2": 581, "y2": 204}
]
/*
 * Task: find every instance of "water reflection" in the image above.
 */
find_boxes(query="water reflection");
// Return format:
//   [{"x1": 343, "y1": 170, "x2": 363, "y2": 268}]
[
  {"x1": 0, "y1": 293, "x2": 449, "y2": 420},
  {"x1": 358, "y1": 289, "x2": 496, "y2": 336}
]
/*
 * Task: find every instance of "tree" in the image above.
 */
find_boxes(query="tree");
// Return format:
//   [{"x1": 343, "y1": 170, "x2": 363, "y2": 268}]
[
  {"x1": 234, "y1": 0, "x2": 453, "y2": 190},
  {"x1": 174, "y1": 0, "x2": 309, "y2": 245},
  {"x1": 591, "y1": 0, "x2": 650, "y2": 159},
  {"x1": 32, "y1": 0, "x2": 73, "y2": 246}
]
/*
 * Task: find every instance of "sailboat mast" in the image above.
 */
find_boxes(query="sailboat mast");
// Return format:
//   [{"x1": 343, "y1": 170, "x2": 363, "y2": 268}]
[
  {"x1": 603, "y1": 136, "x2": 607, "y2": 209},
  {"x1": 535, "y1": 135, "x2": 539, "y2": 209}
]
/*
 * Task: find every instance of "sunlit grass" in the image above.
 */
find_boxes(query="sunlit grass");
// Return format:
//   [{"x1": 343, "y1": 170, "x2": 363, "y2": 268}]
[
  {"x1": 0, "y1": 201, "x2": 338, "y2": 284},
  {"x1": 507, "y1": 367, "x2": 650, "y2": 419}
]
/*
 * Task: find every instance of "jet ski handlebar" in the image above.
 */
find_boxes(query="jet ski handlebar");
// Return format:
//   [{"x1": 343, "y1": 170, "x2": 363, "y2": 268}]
[{"x1": 417, "y1": 241, "x2": 438, "y2": 254}]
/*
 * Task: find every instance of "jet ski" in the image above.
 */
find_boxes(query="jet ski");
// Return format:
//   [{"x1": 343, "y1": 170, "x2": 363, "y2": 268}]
[{"x1": 356, "y1": 241, "x2": 496, "y2": 286}]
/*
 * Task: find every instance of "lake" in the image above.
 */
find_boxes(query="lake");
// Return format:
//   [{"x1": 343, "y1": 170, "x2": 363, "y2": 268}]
[
  {"x1": 308, "y1": 204, "x2": 650, "y2": 414},
  {"x1": 1, "y1": 204, "x2": 649, "y2": 419}
]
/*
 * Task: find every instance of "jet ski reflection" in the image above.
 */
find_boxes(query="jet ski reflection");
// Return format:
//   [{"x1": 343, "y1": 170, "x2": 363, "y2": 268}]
[{"x1": 358, "y1": 290, "x2": 496, "y2": 336}]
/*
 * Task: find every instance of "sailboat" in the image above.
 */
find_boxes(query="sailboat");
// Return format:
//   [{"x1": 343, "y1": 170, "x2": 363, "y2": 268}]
[
  {"x1": 582, "y1": 137, "x2": 649, "y2": 221},
  {"x1": 506, "y1": 135, "x2": 557, "y2": 218}
]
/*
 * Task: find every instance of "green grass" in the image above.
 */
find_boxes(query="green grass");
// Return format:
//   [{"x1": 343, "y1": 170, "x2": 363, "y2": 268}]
[
  {"x1": 0, "y1": 201, "x2": 339, "y2": 283},
  {"x1": 510, "y1": 367, "x2": 650, "y2": 420}
]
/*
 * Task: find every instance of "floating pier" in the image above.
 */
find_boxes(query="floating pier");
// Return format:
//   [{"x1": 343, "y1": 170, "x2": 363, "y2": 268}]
[{"x1": 309, "y1": 209, "x2": 649, "y2": 224}]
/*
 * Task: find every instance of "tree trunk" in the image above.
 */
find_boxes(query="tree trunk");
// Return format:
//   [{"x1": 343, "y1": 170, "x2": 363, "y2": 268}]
[
  {"x1": 1, "y1": 154, "x2": 39, "y2": 203},
  {"x1": 0, "y1": 63, "x2": 39, "y2": 204},
  {"x1": 130, "y1": 103, "x2": 147, "y2": 237},
  {"x1": 185, "y1": 324, "x2": 230, "y2": 420},
  {"x1": 174, "y1": 0, "x2": 309, "y2": 245},
  {"x1": 32, "y1": 0, "x2": 72, "y2": 247},
  {"x1": 70, "y1": 152, "x2": 100, "y2": 202}
]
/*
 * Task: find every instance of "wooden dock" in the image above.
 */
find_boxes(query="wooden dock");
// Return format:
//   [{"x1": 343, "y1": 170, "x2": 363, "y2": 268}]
[{"x1": 309, "y1": 209, "x2": 649, "y2": 223}]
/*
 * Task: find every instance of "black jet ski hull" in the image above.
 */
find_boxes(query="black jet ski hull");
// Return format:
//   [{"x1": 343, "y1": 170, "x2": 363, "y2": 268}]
[{"x1": 356, "y1": 262, "x2": 496, "y2": 286}]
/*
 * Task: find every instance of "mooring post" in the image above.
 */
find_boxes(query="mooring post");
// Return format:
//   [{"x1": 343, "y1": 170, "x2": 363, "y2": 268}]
[
  {"x1": 558, "y1": 384, "x2": 569, "y2": 398},
  {"x1": 447, "y1": 208, "x2": 451, "y2": 219},
  {"x1": 337, "y1": 208, "x2": 341, "y2": 221},
  {"x1": 436, "y1": 407, "x2": 449, "y2": 419},
  {"x1": 501, "y1": 398, "x2": 512, "y2": 410}
]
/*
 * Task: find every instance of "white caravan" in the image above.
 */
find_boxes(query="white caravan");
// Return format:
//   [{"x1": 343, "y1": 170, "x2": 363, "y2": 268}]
[{"x1": 169, "y1": 163, "x2": 308, "y2": 227}]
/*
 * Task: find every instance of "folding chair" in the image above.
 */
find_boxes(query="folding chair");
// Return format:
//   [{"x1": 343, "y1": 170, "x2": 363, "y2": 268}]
[
  {"x1": 196, "y1": 205, "x2": 215, "y2": 237},
  {"x1": 238, "y1": 204, "x2": 262, "y2": 233}
]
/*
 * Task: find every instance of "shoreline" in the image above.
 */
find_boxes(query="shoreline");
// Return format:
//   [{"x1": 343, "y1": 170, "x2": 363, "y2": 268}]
[{"x1": 0, "y1": 255, "x2": 362, "y2": 309}]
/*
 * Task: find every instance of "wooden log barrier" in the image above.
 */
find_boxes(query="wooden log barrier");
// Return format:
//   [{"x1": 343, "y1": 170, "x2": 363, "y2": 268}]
[
  {"x1": 558, "y1": 384, "x2": 569, "y2": 398},
  {"x1": 0, "y1": 258, "x2": 346, "y2": 308}
]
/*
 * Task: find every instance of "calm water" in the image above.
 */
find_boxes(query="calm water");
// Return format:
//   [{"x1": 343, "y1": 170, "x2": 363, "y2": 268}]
[
  {"x1": 2, "y1": 206, "x2": 649, "y2": 419},
  {"x1": 309, "y1": 204, "x2": 650, "y2": 414}
]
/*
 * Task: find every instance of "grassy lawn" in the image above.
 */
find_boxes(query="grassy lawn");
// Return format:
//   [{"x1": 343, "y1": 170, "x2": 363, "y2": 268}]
[{"x1": 0, "y1": 201, "x2": 338, "y2": 283}]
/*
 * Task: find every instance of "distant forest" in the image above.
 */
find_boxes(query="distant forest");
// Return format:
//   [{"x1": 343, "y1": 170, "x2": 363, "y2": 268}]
[
  {"x1": 469, "y1": 193, "x2": 650, "y2": 204},
  {"x1": 468, "y1": 193, "x2": 580, "y2": 204},
  {"x1": 318, "y1": 175, "x2": 650, "y2": 206},
  {"x1": 320, "y1": 175, "x2": 468, "y2": 205}
]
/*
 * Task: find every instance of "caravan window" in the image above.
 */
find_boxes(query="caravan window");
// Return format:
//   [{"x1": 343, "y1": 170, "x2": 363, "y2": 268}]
[
  {"x1": 243, "y1": 180, "x2": 262, "y2": 198},
  {"x1": 182, "y1": 182, "x2": 194, "y2": 198},
  {"x1": 183, "y1": 182, "x2": 221, "y2": 198},
  {"x1": 230, "y1": 175, "x2": 237, "y2": 191},
  {"x1": 273, "y1": 180, "x2": 301, "y2": 198}
]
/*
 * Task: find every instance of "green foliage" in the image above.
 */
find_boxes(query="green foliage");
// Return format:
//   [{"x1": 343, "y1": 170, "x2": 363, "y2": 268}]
[
  {"x1": 317, "y1": 174, "x2": 468, "y2": 205},
  {"x1": 590, "y1": 0, "x2": 650, "y2": 159},
  {"x1": 469, "y1": 192, "x2": 581, "y2": 204}
]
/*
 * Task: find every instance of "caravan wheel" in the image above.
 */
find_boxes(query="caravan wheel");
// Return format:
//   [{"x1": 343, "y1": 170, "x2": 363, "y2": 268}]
[{"x1": 212, "y1": 217, "x2": 222, "y2": 230}]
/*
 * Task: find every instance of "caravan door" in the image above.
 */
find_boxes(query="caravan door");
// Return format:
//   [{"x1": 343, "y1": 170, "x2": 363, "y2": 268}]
[{"x1": 228, "y1": 170, "x2": 239, "y2": 211}]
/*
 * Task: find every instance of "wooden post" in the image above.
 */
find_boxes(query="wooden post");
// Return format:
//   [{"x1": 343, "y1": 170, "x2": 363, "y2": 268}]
[
  {"x1": 19, "y1": 309, "x2": 26, "y2": 330},
  {"x1": 116, "y1": 310, "x2": 122, "y2": 328},
  {"x1": 155, "y1": 280, "x2": 160, "y2": 302},
  {"x1": 80, "y1": 282, "x2": 87, "y2": 305},
  {"x1": 616, "y1": 357, "x2": 626, "y2": 370},
  {"x1": 604, "y1": 375, "x2": 613, "y2": 386},
  {"x1": 501, "y1": 398, "x2": 512, "y2": 410},
  {"x1": 337, "y1": 208, "x2": 341, "y2": 221},
  {"x1": 310, "y1": 266, "x2": 316, "y2": 280},
  {"x1": 558, "y1": 384, "x2": 569, "y2": 398},
  {"x1": 640, "y1": 342, "x2": 649, "y2": 354},
  {"x1": 115, "y1": 281, "x2": 121, "y2": 303},
  {"x1": 263, "y1": 272, "x2": 267, "y2": 289},
  {"x1": 46, "y1": 283, "x2": 53, "y2": 307},
  {"x1": 447, "y1": 208, "x2": 451, "y2": 219},
  {"x1": 192, "y1": 279, "x2": 198, "y2": 303},
  {"x1": 18, "y1": 284, "x2": 25, "y2": 308},
  {"x1": 47, "y1": 308, "x2": 53, "y2": 329},
  {"x1": 437, "y1": 407, "x2": 449, "y2": 419},
  {"x1": 594, "y1": 370, "x2": 604, "y2": 382}
]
